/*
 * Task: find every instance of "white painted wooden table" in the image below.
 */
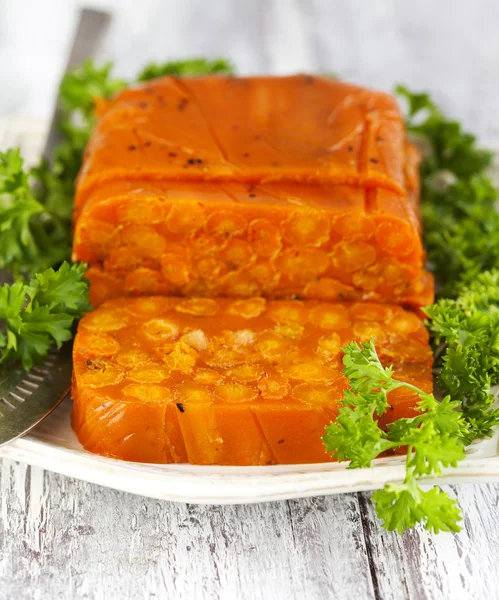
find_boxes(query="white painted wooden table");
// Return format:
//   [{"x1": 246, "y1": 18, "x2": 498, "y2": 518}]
[
  {"x1": 2, "y1": 462, "x2": 499, "y2": 600},
  {"x1": 2, "y1": 2, "x2": 499, "y2": 598}
]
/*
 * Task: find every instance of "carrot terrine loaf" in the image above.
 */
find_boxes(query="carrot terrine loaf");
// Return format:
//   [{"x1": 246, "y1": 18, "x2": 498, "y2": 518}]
[
  {"x1": 72, "y1": 297, "x2": 433, "y2": 465},
  {"x1": 73, "y1": 75, "x2": 432, "y2": 308}
]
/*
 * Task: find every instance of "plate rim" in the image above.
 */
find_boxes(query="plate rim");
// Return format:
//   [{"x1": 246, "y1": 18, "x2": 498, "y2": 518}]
[{"x1": 3, "y1": 427, "x2": 499, "y2": 504}]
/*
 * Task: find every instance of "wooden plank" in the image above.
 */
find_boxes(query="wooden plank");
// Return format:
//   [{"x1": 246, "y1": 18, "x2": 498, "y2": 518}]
[
  {"x1": 286, "y1": 496, "x2": 375, "y2": 598},
  {"x1": 3, "y1": 465, "x2": 499, "y2": 598},
  {"x1": 357, "y1": 484, "x2": 499, "y2": 600},
  {"x1": 0, "y1": 459, "x2": 375, "y2": 599}
]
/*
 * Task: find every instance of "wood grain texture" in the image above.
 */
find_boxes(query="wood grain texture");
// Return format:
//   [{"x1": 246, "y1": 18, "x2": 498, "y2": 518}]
[
  {"x1": 3, "y1": 461, "x2": 499, "y2": 599},
  {"x1": 358, "y1": 486, "x2": 499, "y2": 600},
  {"x1": 0, "y1": 461, "x2": 376, "y2": 600}
]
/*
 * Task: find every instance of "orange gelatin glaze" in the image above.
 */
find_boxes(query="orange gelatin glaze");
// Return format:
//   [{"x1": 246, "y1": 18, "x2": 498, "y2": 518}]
[
  {"x1": 73, "y1": 75, "x2": 433, "y2": 309},
  {"x1": 72, "y1": 297, "x2": 433, "y2": 465}
]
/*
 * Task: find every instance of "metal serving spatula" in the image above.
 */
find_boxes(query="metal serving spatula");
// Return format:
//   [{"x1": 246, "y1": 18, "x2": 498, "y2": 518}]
[{"x1": 0, "y1": 8, "x2": 111, "y2": 447}]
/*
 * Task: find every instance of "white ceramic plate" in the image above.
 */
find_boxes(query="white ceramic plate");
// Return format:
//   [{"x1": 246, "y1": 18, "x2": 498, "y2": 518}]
[{"x1": 2, "y1": 116, "x2": 499, "y2": 504}]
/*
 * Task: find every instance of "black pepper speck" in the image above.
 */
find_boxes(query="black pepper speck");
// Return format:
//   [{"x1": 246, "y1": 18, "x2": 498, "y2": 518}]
[
  {"x1": 176, "y1": 403, "x2": 185, "y2": 413},
  {"x1": 369, "y1": 158, "x2": 379, "y2": 164},
  {"x1": 128, "y1": 145, "x2": 137, "y2": 151}
]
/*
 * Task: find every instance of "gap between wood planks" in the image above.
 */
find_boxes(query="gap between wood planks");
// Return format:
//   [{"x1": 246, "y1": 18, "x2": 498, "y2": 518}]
[{"x1": 358, "y1": 493, "x2": 384, "y2": 600}]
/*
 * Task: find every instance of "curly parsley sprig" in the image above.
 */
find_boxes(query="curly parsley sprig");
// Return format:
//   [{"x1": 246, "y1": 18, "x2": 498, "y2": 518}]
[
  {"x1": 396, "y1": 86, "x2": 497, "y2": 296},
  {"x1": 426, "y1": 271, "x2": 499, "y2": 442},
  {"x1": 0, "y1": 262, "x2": 90, "y2": 370},
  {"x1": 323, "y1": 341, "x2": 467, "y2": 533},
  {"x1": 395, "y1": 85, "x2": 492, "y2": 182},
  {"x1": 0, "y1": 148, "x2": 70, "y2": 276}
]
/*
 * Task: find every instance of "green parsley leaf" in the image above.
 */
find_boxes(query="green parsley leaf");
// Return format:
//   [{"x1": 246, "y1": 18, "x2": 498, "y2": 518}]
[
  {"x1": 0, "y1": 149, "x2": 44, "y2": 270},
  {"x1": 0, "y1": 148, "x2": 71, "y2": 276},
  {"x1": 396, "y1": 86, "x2": 498, "y2": 297},
  {"x1": 422, "y1": 175, "x2": 499, "y2": 296},
  {"x1": 373, "y1": 483, "x2": 462, "y2": 534},
  {"x1": 136, "y1": 58, "x2": 234, "y2": 82},
  {"x1": 58, "y1": 60, "x2": 125, "y2": 120},
  {"x1": 26, "y1": 261, "x2": 91, "y2": 315},
  {"x1": 323, "y1": 391, "x2": 393, "y2": 468},
  {"x1": 425, "y1": 272, "x2": 499, "y2": 441},
  {"x1": 396, "y1": 85, "x2": 492, "y2": 181},
  {"x1": 0, "y1": 262, "x2": 90, "y2": 370}
]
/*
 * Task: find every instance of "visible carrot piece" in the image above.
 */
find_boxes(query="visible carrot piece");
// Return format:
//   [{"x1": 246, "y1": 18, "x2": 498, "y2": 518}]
[
  {"x1": 72, "y1": 378, "x2": 171, "y2": 463},
  {"x1": 252, "y1": 405, "x2": 333, "y2": 464},
  {"x1": 74, "y1": 185, "x2": 432, "y2": 308},
  {"x1": 72, "y1": 297, "x2": 433, "y2": 465}
]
